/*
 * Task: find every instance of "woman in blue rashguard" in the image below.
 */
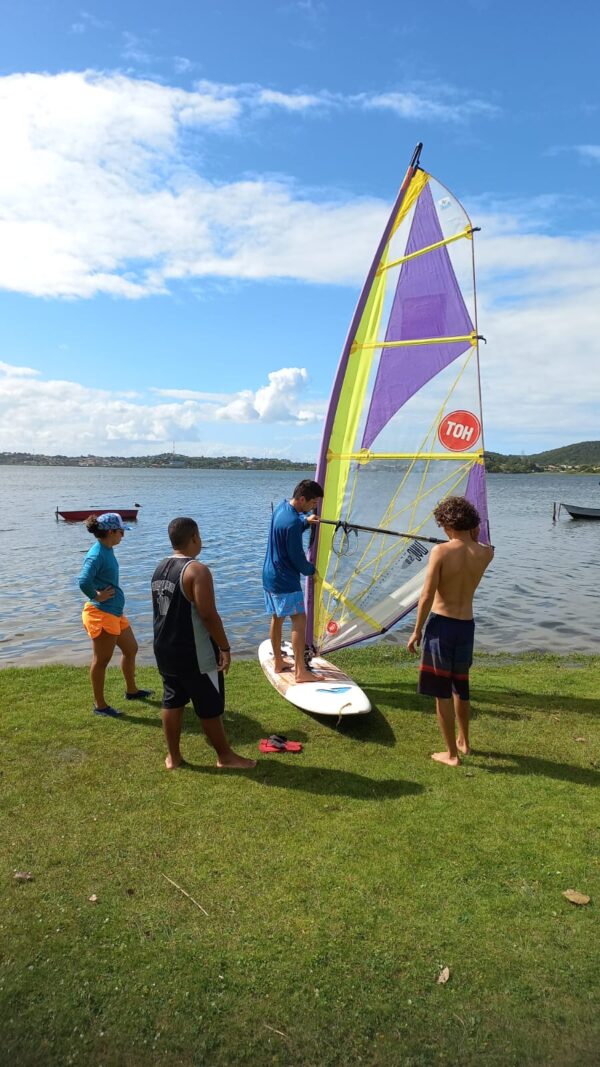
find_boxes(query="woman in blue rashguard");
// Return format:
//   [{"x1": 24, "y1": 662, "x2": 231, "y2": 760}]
[{"x1": 78, "y1": 512, "x2": 152, "y2": 717}]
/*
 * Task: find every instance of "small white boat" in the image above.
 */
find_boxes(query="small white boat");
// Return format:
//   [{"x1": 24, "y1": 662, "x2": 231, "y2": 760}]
[{"x1": 561, "y1": 504, "x2": 600, "y2": 520}]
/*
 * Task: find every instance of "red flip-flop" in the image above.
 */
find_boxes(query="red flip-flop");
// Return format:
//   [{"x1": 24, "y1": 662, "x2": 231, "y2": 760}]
[{"x1": 259, "y1": 735, "x2": 303, "y2": 753}]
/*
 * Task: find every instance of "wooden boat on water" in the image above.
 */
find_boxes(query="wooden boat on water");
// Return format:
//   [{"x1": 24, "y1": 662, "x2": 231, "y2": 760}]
[
  {"x1": 560, "y1": 503, "x2": 600, "y2": 520},
  {"x1": 55, "y1": 505, "x2": 140, "y2": 522}
]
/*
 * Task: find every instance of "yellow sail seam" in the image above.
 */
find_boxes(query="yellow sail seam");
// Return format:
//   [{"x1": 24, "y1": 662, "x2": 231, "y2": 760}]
[
  {"x1": 376, "y1": 227, "x2": 473, "y2": 275},
  {"x1": 327, "y1": 450, "x2": 483, "y2": 462},
  {"x1": 354, "y1": 334, "x2": 476, "y2": 351}
]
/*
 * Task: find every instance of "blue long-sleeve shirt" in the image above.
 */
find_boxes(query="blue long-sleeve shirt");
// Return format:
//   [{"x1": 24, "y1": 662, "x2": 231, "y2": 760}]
[
  {"x1": 262, "y1": 499, "x2": 315, "y2": 594},
  {"x1": 78, "y1": 541, "x2": 125, "y2": 617}
]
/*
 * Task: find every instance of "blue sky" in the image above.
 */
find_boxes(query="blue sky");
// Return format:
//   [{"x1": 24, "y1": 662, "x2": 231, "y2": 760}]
[{"x1": 1, "y1": 0, "x2": 599, "y2": 458}]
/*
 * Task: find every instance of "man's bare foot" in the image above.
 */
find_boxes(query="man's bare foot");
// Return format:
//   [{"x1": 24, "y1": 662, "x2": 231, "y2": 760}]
[
  {"x1": 457, "y1": 740, "x2": 471, "y2": 755},
  {"x1": 294, "y1": 670, "x2": 325, "y2": 683},
  {"x1": 217, "y1": 752, "x2": 257, "y2": 770},
  {"x1": 431, "y1": 751, "x2": 460, "y2": 767},
  {"x1": 273, "y1": 658, "x2": 294, "y2": 674},
  {"x1": 165, "y1": 755, "x2": 185, "y2": 770}
]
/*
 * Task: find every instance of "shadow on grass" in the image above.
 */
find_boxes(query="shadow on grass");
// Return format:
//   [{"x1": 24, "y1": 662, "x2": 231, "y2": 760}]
[
  {"x1": 306, "y1": 703, "x2": 397, "y2": 747},
  {"x1": 119, "y1": 703, "x2": 399, "y2": 749},
  {"x1": 475, "y1": 750, "x2": 600, "y2": 788},
  {"x1": 475, "y1": 688, "x2": 600, "y2": 719},
  {"x1": 177, "y1": 759, "x2": 424, "y2": 800},
  {"x1": 117, "y1": 707, "x2": 317, "y2": 750}
]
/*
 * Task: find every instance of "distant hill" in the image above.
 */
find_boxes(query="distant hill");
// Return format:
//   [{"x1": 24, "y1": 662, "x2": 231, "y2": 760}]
[
  {"x1": 485, "y1": 441, "x2": 600, "y2": 473},
  {"x1": 528, "y1": 441, "x2": 600, "y2": 465},
  {"x1": 0, "y1": 451, "x2": 314, "y2": 470},
  {"x1": 1, "y1": 443, "x2": 599, "y2": 472}
]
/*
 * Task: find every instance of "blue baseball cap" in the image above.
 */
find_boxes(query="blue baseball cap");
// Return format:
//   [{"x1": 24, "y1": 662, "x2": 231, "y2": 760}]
[{"x1": 96, "y1": 512, "x2": 130, "y2": 531}]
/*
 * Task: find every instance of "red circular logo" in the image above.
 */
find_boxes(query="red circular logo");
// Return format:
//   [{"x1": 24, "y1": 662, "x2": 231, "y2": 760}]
[
  {"x1": 438, "y1": 410, "x2": 481, "y2": 451},
  {"x1": 326, "y1": 619, "x2": 339, "y2": 635}
]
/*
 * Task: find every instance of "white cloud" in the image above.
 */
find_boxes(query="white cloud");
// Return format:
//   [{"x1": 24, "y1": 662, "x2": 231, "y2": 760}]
[
  {"x1": 574, "y1": 144, "x2": 600, "y2": 162},
  {"x1": 0, "y1": 70, "x2": 598, "y2": 452},
  {"x1": 121, "y1": 31, "x2": 153, "y2": 65},
  {"x1": 0, "y1": 362, "x2": 322, "y2": 454},
  {"x1": 0, "y1": 70, "x2": 500, "y2": 300},
  {"x1": 0, "y1": 360, "x2": 39, "y2": 377},
  {"x1": 215, "y1": 367, "x2": 321, "y2": 422},
  {"x1": 470, "y1": 209, "x2": 600, "y2": 448},
  {"x1": 70, "y1": 10, "x2": 109, "y2": 33},
  {"x1": 174, "y1": 56, "x2": 193, "y2": 75},
  {"x1": 151, "y1": 388, "x2": 232, "y2": 402},
  {"x1": 257, "y1": 88, "x2": 324, "y2": 110},
  {"x1": 356, "y1": 89, "x2": 499, "y2": 123}
]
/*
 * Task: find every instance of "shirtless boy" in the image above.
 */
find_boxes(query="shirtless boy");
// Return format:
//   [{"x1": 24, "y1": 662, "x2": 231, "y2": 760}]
[
  {"x1": 407, "y1": 496, "x2": 494, "y2": 767},
  {"x1": 151, "y1": 517, "x2": 256, "y2": 772},
  {"x1": 262, "y1": 479, "x2": 324, "y2": 683}
]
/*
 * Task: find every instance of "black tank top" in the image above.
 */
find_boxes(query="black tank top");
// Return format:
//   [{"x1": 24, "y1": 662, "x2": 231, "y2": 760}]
[{"x1": 151, "y1": 556, "x2": 196, "y2": 674}]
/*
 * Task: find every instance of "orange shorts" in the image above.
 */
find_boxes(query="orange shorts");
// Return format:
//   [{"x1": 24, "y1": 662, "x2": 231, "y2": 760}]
[{"x1": 82, "y1": 603, "x2": 131, "y2": 640}]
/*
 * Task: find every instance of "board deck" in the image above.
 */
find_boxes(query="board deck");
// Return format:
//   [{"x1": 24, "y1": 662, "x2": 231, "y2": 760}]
[{"x1": 258, "y1": 639, "x2": 371, "y2": 717}]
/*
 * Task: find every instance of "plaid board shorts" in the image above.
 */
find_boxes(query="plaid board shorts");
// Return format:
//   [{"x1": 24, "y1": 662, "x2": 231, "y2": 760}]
[
  {"x1": 418, "y1": 613, "x2": 475, "y2": 701},
  {"x1": 263, "y1": 589, "x2": 306, "y2": 618}
]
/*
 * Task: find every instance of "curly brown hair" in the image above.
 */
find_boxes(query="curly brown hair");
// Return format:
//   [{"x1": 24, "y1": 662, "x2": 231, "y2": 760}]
[{"x1": 433, "y1": 496, "x2": 480, "y2": 531}]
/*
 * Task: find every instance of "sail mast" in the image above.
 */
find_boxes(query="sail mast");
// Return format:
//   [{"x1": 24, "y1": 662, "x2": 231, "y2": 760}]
[{"x1": 306, "y1": 144, "x2": 423, "y2": 647}]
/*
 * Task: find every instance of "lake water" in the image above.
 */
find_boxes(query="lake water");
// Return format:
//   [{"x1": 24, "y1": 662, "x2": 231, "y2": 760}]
[{"x1": 0, "y1": 466, "x2": 599, "y2": 666}]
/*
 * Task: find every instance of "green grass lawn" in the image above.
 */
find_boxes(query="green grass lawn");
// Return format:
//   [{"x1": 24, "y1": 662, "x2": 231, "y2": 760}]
[{"x1": 1, "y1": 647, "x2": 599, "y2": 1066}]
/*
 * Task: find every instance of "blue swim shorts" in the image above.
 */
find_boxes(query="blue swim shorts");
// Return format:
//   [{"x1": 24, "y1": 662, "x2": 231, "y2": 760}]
[
  {"x1": 418, "y1": 613, "x2": 475, "y2": 701},
  {"x1": 263, "y1": 589, "x2": 306, "y2": 618}
]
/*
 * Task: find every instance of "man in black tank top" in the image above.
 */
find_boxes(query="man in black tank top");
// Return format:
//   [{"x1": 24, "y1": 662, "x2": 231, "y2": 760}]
[{"x1": 151, "y1": 517, "x2": 256, "y2": 772}]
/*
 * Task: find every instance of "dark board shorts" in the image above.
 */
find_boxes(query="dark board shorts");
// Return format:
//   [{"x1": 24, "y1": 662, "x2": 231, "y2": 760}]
[
  {"x1": 418, "y1": 613, "x2": 475, "y2": 701},
  {"x1": 160, "y1": 667, "x2": 225, "y2": 719}
]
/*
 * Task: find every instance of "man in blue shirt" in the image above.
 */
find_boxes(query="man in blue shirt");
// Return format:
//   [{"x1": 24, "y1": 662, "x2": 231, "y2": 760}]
[{"x1": 262, "y1": 479, "x2": 324, "y2": 683}]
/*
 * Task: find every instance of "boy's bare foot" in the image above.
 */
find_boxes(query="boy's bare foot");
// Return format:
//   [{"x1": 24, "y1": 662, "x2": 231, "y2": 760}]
[
  {"x1": 217, "y1": 752, "x2": 257, "y2": 770},
  {"x1": 431, "y1": 751, "x2": 460, "y2": 767},
  {"x1": 457, "y1": 740, "x2": 471, "y2": 755},
  {"x1": 165, "y1": 755, "x2": 185, "y2": 770}
]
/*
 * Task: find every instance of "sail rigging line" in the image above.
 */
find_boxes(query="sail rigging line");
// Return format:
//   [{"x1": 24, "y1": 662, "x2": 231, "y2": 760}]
[
  {"x1": 332, "y1": 456, "x2": 475, "y2": 591},
  {"x1": 320, "y1": 577, "x2": 382, "y2": 630},
  {"x1": 343, "y1": 343, "x2": 481, "y2": 584},
  {"x1": 409, "y1": 333, "x2": 483, "y2": 535}
]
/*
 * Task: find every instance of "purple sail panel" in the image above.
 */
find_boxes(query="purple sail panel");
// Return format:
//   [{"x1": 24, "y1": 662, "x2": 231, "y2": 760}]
[
  {"x1": 362, "y1": 183, "x2": 474, "y2": 449},
  {"x1": 465, "y1": 462, "x2": 490, "y2": 543}
]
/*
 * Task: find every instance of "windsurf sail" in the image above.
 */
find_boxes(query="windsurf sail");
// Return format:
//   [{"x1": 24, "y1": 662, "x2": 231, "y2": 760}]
[{"x1": 306, "y1": 143, "x2": 490, "y2": 655}]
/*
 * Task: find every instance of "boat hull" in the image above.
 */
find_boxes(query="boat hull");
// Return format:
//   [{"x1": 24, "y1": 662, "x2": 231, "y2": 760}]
[
  {"x1": 562, "y1": 504, "x2": 600, "y2": 520},
  {"x1": 56, "y1": 508, "x2": 139, "y2": 522}
]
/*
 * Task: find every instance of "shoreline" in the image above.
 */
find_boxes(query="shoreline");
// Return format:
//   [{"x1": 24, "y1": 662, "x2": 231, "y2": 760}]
[{"x1": 2, "y1": 643, "x2": 598, "y2": 670}]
